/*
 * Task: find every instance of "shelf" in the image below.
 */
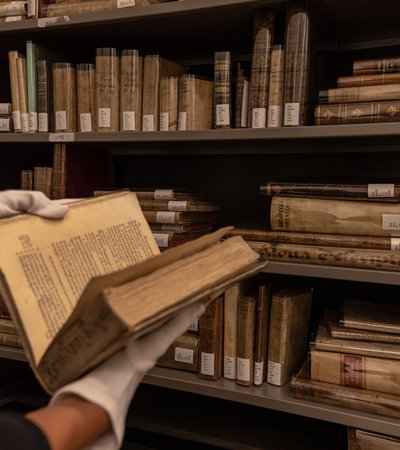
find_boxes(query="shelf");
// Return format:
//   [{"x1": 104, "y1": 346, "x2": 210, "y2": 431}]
[{"x1": 143, "y1": 366, "x2": 400, "y2": 438}]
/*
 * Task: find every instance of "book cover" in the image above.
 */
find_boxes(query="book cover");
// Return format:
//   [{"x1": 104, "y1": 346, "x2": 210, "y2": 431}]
[
  {"x1": 213, "y1": 51, "x2": 231, "y2": 129},
  {"x1": 52, "y1": 62, "x2": 77, "y2": 132},
  {"x1": 159, "y1": 76, "x2": 179, "y2": 131},
  {"x1": 267, "y1": 286, "x2": 312, "y2": 385},
  {"x1": 0, "y1": 192, "x2": 266, "y2": 393},
  {"x1": 267, "y1": 44, "x2": 285, "y2": 128},
  {"x1": 77, "y1": 63, "x2": 95, "y2": 133},
  {"x1": 156, "y1": 332, "x2": 199, "y2": 373},
  {"x1": 199, "y1": 295, "x2": 224, "y2": 381},
  {"x1": 120, "y1": 49, "x2": 142, "y2": 132}
]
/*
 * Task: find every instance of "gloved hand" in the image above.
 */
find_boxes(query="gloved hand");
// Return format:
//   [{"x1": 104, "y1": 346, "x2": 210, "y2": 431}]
[
  {"x1": 50, "y1": 302, "x2": 206, "y2": 450},
  {"x1": 0, "y1": 190, "x2": 68, "y2": 219}
]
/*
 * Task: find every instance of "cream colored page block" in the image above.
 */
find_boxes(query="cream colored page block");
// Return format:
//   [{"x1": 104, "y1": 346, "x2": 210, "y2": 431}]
[{"x1": 0, "y1": 193, "x2": 159, "y2": 364}]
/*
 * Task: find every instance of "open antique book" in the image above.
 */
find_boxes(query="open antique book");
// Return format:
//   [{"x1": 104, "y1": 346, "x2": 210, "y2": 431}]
[{"x1": 0, "y1": 191, "x2": 266, "y2": 393}]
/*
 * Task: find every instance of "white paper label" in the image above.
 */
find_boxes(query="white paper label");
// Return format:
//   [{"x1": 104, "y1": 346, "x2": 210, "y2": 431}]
[
  {"x1": 178, "y1": 112, "x2": 187, "y2": 130},
  {"x1": 154, "y1": 189, "x2": 173, "y2": 200},
  {"x1": 187, "y1": 319, "x2": 199, "y2": 332},
  {"x1": 156, "y1": 211, "x2": 176, "y2": 224},
  {"x1": 237, "y1": 357, "x2": 251, "y2": 382},
  {"x1": 267, "y1": 360, "x2": 281, "y2": 385},
  {"x1": 252, "y1": 108, "x2": 266, "y2": 128},
  {"x1": 5, "y1": 15, "x2": 23, "y2": 22},
  {"x1": 152, "y1": 233, "x2": 169, "y2": 248},
  {"x1": 168, "y1": 201, "x2": 187, "y2": 211},
  {"x1": 27, "y1": 0, "x2": 34, "y2": 17},
  {"x1": 391, "y1": 238, "x2": 400, "y2": 251},
  {"x1": 224, "y1": 356, "x2": 236, "y2": 379},
  {"x1": 55, "y1": 110, "x2": 67, "y2": 131},
  {"x1": 37, "y1": 16, "x2": 70, "y2": 27},
  {"x1": 12, "y1": 111, "x2": 21, "y2": 131},
  {"x1": 368, "y1": 183, "x2": 395, "y2": 198},
  {"x1": 142, "y1": 114, "x2": 154, "y2": 131},
  {"x1": 80, "y1": 113, "x2": 92, "y2": 132},
  {"x1": 200, "y1": 352, "x2": 215, "y2": 376},
  {"x1": 284, "y1": 102, "x2": 300, "y2": 126},
  {"x1": 382, "y1": 214, "x2": 400, "y2": 230},
  {"x1": 241, "y1": 80, "x2": 249, "y2": 127},
  {"x1": 38, "y1": 113, "x2": 48, "y2": 132},
  {"x1": 28, "y1": 112, "x2": 38, "y2": 132},
  {"x1": 117, "y1": 0, "x2": 135, "y2": 7},
  {"x1": 20, "y1": 112, "x2": 29, "y2": 133},
  {"x1": 122, "y1": 111, "x2": 135, "y2": 131},
  {"x1": 48, "y1": 133, "x2": 75, "y2": 142},
  {"x1": 174, "y1": 347, "x2": 194, "y2": 364},
  {"x1": 0, "y1": 118, "x2": 11, "y2": 132},
  {"x1": 0, "y1": 104, "x2": 10, "y2": 115},
  {"x1": 253, "y1": 361, "x2": 264, "y2": 385},
  {"x1": 160, "y1": 112, "x2": 169, "y2": 131},
  {"x1": 267, "y1": 105, "x2": 282, "y2": 127},
  {"x1": 98, "y1": 108, "x2": 111, "y2": 128},
  {"x1": 216, "y1": 104, "x2": 230, "y2": 126}
]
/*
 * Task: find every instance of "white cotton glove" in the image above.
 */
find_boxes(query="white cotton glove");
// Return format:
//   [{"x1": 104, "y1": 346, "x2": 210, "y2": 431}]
[
  {"x1": 50, "y1": 302, "x2": 206, "y2": 450},
  {"x1": 0, "y1": 190, "x2": 68, "y2": 219}
]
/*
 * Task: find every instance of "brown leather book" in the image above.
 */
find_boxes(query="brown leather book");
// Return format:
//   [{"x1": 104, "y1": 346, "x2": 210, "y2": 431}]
[
  {"x1": 319, "y1": 83, "x2": 400, "y2": 104},
  {"x1": 139, "y1": 199, "x2": 219, "y2": 212},
  {"x1": 338, "y1": 72, "x2": 400, "y2": 88},
  {"x1": 353, "y1": 56, "x2": 400, "y2": 75},
  {"x1": 156, "y1": 332, "x2": 199, "y2": 373},
  {"x1": 233, "y1": 63, "x2": 249, "y2": 128},
  {"x1": 223, "y1": 282, "x2": 240, "y2": 380},
  {"x1": 152, "y1": 230, "x2": 209, "y2": 250},
  {"x1": 267, "y1": 45, "x2": 284, "y2": 128},
  {"x1": 143, "y1": 210, "x2": 218, "y2": 225},
  {"x1": 159, "y1": 76, "x2": 179, "y2": 131},
  {"x1": 213, "y1": 51, "x2": 231, "y2": 129}
]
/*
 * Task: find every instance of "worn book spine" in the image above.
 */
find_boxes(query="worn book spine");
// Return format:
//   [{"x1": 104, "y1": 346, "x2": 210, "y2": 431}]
[
  {"x1": 236, "y1": 295, "x2": 257, "y2": 386},
  {"x1": 8, "y1": 50, "x2": 22, "y2": 132},
  {"x1": 77, "y1": 63, "x2": 95, "y2": 133},
  {"x1": 315, "y1": 100, "x2": 400, "y2": 125},
  {"x1": 0, "y1": 292, "x2": 10, "y2": 319},
  {"x1": 51, "y1": 143, "x2": 66, "y2": 199},
  {"x1": 143, "y1": 210, "x2": 216, "y2": 224},
  {"x1": 21, "y1": 169, "x2": 33, "y2": 190},
  {"x1": 0, "y1": 318, "x2": 17, "y2": 335},
  {"x1": 0, "y1": 116, "x2": 13, "y2": 133},
  {"x1": 199, "y1": 295, "x2": 224, "y2": 381},
  {"x1": 283, "y1": 0, "x2": 312, "y2": 126},
  {"x1": 292, "y1": 358, "x2": 400, "y2": 420},
  {"x1": 52, "y1": 62, "x2": 77, "y2": 132},
  {"x1": 223, "y1": 282, "x2": 240, "y2": 379},
  {"x1": 0, "y1": 2, "x2": 27, "y2": 16},
  {"x1": 267, "y1": 45, "x2": 285, "y2": 128},
  {"x1": 234, "y1": 64, "x2": 249, "y2": 128},
  {"x1": 33, "y1": 166, "x2": 53, "y2": 198},
  {"x1": 320, "y1": 83, "x2": 400, "y2": 104},
  {"x1": 353, "y1": 57, "x2": 400, "y2": 75},
  {"x1": 150, "y1": 222, "x2": 213, "y2": 233},
  {"x1": 95, "y1": 47, "x2": 119, "y2": 132},
  {"x1": 337, "y1": 72, "x2": 400, "y2": 88},
  {"x1": 159, "y1": 76, "x2": 179, "y2": 131},
  {"x1": 0, "y1": 332, "x2": 23, "y2": 348},
  {"x1": 348, "y1": 428, "x2": 400, "y2": 450},
  {"x1": 120, "y1": 50, "x2": 142, "y2": 132},
  {"x1": 267, "y1": 287, "x2": 312, "y2": 385},
  {"x1": 270, "y1": 195, "x2": 400, "y2": 237},
  {"x1": 45, "y1": 0, "x2": 118, "y2": 16},
  {"x1": 249, "y1": 10, "x2": 275, "y2": 128},
  {"x1": 311, "y1": 348, "x2": 400, "y2": 395},
  {"x1": 26, "y1": 40, "x2": 38, "y2": 132},
  {"x1": 38, "y1": 60, "x2": 52, "y2": 132},
  {"x1": 138, "y1": 199, "x2": 219, "y2": 212},
  {"x1": 260, "y1": 181, "x2": 400, "y2": 201},
  {"x1": 156, "y1": 332, "x2": 199, "y2": 373},
  {"x1": 152, "y1": 231, "x2": 207, "y2": 249},
  {"x1": 213, "y1": 51, "x2": 231, "y2": 129},
  {"x1": 17, "y1": 54, "x2": 29, "y2": 133}
]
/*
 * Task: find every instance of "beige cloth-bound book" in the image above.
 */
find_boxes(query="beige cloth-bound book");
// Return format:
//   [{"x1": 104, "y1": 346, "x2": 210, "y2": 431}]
[
  {"x1": 120, "y1": 50, "x2": 142, "y2": 132},
  {"x1": 159, "y1": 76, "x2": 179, "y2": 131}
]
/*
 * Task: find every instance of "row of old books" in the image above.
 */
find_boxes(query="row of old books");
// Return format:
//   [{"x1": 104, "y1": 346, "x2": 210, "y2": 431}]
[
  {"x1": 231, "y1": 180, "x2": 400, "y2": 272},
  {"x1": 292, "y1": 296, "x2": 400, "y2": 422},
  {"x1": 315, "y1": 54, "x2": 400, "y2": 125}
]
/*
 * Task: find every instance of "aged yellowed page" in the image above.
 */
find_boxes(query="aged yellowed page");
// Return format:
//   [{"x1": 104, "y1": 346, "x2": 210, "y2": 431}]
[{"x1": 0, "y1": 192, "x2": 159, "y2": 364}]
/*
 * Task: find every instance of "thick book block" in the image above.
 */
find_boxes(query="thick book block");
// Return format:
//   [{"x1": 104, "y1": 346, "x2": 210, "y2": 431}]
[{"x1": 267, "y1": 286, "x2": 313, "y2": 386}]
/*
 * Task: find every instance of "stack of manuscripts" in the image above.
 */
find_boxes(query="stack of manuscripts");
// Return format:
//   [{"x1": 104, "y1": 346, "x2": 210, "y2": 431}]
[
  {"x1": 291, "y1": 297, "x2": 400, "y2": 421},
  {"x1": 0, "y1": 292, "x2": 22, "y2": 349},
  {"x1": 315, "y1": 54, "x2": 400, "y2": 125},
  {"x1": 230, "y1": 180, "x2": 400, "y2": 273}
]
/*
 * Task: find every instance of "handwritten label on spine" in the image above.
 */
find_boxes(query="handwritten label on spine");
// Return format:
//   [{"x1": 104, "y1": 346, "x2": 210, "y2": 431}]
[
  {"x1": 178, "y1": 112, "x2": 187, "y2": 130},
  {"x1": 216, "y1": 104, "x2": 230, "y2": 126},
  {"x1": 142, "y1": 114, "x2": 154, "y2": 132},
  {"x1": 174, "y1": 347, "x2": 194, "y2": 364},
  {"x1": 200, "y1": 352, "x2": 215, "y2": 376},
  {"x1": 267, "y1": 105, "x2": 282, "y2": 127},
  {"x1": 382, "y1": 214, "x2": 400, "y2": 230},
  {"x1": 156, "y1": 211, "x2": 176, "y2": 224},
  {"x1": 117, "y1": 0, "x2": 135, "y2": 7},
  {"x1": 223, "y1": 356, "x2": 236, "y2": 379},
  {"x1": 252, "y1": 108, "x2": 266, "y2": 128},
  {"x1": 38, "y1": 113, "x2": 48, "y2": 133},
  {"x1": 284, "y1": 102, "x2": 300, "y2": 126},
  {"x1": 154, "y1": 190, "x2": 174, "y2": 200},
  {"x1": 368, "y1": 183, "x2": 395, "y2": 198},
  {"x1": 6, "y1": 15, "x2": 23, "y2": 21},
  {"x1": 98, "y1": 108, "x2": 111, "y2": 128},
  {"x1": 0, "y1": 118, "x2": 11, "y2": 132},
  {"x1": 28, "y1": 112, "x2": 38, "y2": 132},
  {"x1": 160, "y1": 112, "x2": 169, "y2": 131},
  {"x1": 0, "y1": 104, "x2": 10, "y2": 115},
  {"x1": 391, "y1": 238, "x2": 400, "y2": 251},
  {"x1": 253, "y1": 361, "x2": 264, "y2": 385},
  {"x1": 267, "y1": 360, "x2": 281, "y2": 385},
  {"x1": 48, "y1": 133, "x2": 75, "y2": 142},
  {"x1": 342, "y1": 355, "x2": 366, "y2": 388},
  {"x1": 168, "y1": 201, "x2": 188, "y2": 211},
  {"x1": 187, "y1": 319, "x2": 199, "y2": 332},
  {"x1": 55, "y1": 111, "x2": 67, "y2": 131},
  {"x1": 237, "y1": 357, "x2": 251, "y2": 382},
  {"x1": 20, "y1": 113, "x2": 29, "y2": 133},
  {"x1": 80, "y1": 113, "x2": 92, "y2": 132},
  {"x1": 12, "y1": 111, "x2": 21, "y2": 131},
  {"x1": 122, "y1": 111, "x2": 135, "y2": 131},
  {"x1": 152, "y1": 233, "x2": 169, "y2": 248}
]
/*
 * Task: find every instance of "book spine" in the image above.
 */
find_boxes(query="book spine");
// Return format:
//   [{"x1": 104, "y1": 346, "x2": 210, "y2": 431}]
[
  {"x1": 283, "y1": 0, "x2": 312, "y2": 126},
  {"x1": 199, "y1": 296, "x2": 224, "y2": 381},
  {"x1": 52, "y1": 62, "x2": 77, "y2": 132},
  {"x1": 159, "y1": 76, "x2": 179, "y2": 131},
  {"x1": 156, "y1": 333, "x2": 199, "y2": 373},
  {"x1": 120, "y1": 50, "x2": 142, "y2": 131},
  {"x1": 260, "y1": 181, "x2": 400, "y2": 201},
  {"x1": 45, "y1": 0, "x2": 116, "y2": 17},
  {"x1": 250, "y1": 241, "x2": 400, "y2": 272},
  {"x1": 315, "y1": 100, "x2": 400, "y2": 125},
  {"x1": 223, "y1": 283, "x2": 239, "y2": 379},
  {"x1": 321, "y1": 83, "x2": 400, "y2": 104},
  {"x1": 38, "y1": 60, "x2": 52, "y2": 132},
  {"x1": 33, "y1": 166, "x2": 53, "y2": 198},
  {"x1": 51, "y1": 143, "x2": 66, "y2": 200},
  {"x1": 236, "y1": 294, "x2": 257, "y2": 386},
  {"x1": 77, "y1": 63, "x2": 95, "y2": 133},
  {"x1": 213, "y1": 51, "x2": 231, "y2": 129},
  {"x1": 267, "y1": 45, "x2": 285, "y2": 128},
  {"x1": 95, "y1": 47, "x2": 119, "y2": 132},
  {"x1": 21, "y1": 169, "x2": 33, "y2": 190},
  {"x1": 0, "y1": 332, "x2": 22, "y2": 348},
  {"x1": 0, "y1": 292, "x2": 11, "y2": 319},
  {"x1": 353, "y1": 57, "x2": 400, "y2": 75},
  {"x1": 311, "y1": 349, "x2": 400, "y2": 396},
  {"x1": 337, "y1": 73, "x2": 400, "y2": 88},
  {"x1": 178, "y1": 73, "x2": 192, "y2": 131},
  {"x1": 26, "y1": 41, "x2": 38, "y2": 132},
  {"x1": 234, "y1": 64, "x2": 249, "y2": 128},
  {"x1": 16, "y1": 54, "x2": 29, "y2": 133},
  {"x1": 142, "y1": 54, "x2": 159, "y2": 131},
  {"x1": 270, "y1": 195, "x2": 400, "y2": 236},
  {"x1": 9, "y1": 51, "x2": 22, "y2": 132},
  {"x1": 249, "y1": 10, "x2": 275, "y2": 128}
]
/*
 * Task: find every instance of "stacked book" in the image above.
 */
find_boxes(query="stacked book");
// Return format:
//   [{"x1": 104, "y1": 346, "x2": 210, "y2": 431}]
[
  {"x1": 231, "y1": 180, "x2": 400, "y2": 272},
  {"x1": 292, "y1": 297, "x2": 400, "y2": 420},
  {"x1": 315, "y1": 55, "x2": 400, "y2": 125},
  {"x1": 0, "y1": 292, "x2": 22, "y2": 349},
  {"x1": 0, "y1": 1, "x2": 27, "y2": 22}
]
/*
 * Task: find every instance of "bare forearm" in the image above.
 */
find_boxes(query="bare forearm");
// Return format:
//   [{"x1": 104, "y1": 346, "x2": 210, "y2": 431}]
[{"x1": 26, "y1": 395, "x2": 111, "y2": 450}]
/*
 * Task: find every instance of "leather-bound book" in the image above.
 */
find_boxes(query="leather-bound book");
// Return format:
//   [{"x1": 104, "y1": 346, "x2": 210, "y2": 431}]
[
  {"x1": 159, "y1": 76, "x2": 179, "y2": 131},
  {"x1": 213, "y1": 51, "x2": 231, "y2": 129},
  {"x1": 157, "y1": 332, "x2": 199, "y2": 373}
]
